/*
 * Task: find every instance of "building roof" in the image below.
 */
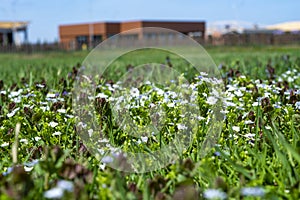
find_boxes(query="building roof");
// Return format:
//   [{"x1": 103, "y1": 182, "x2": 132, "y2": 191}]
[
  {"x1": 243, "y1": 29, "x2": 274, "y2": 34},
  {"x1": 0, "y1": 21, "x2": 29, "y2": 30},
  {"x1": 265, "y1": 21, "x2": 300, "y2": 32}
]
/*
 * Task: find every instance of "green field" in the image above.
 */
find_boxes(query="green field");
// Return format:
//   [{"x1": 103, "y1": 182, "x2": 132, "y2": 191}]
[{"x1": 0, "y1": 45, "x2": 300, "y2": 199}]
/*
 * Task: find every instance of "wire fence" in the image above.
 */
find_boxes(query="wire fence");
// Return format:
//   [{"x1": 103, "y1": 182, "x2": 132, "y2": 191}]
[{"x1": 0, "y1": 33, "x2": 300, "y2": 53}]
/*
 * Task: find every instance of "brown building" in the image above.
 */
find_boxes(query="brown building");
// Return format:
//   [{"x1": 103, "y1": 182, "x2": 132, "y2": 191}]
[{"x1": 59, "y1": 20, "x2": 205, "y2": 50}]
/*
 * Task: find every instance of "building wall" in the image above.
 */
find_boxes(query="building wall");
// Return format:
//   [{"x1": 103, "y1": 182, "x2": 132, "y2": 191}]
[
  {"x1": 142, "y1": 21, "x2": 205, "y2": 35},
  {"x1": 59, "y1": 20, "x2": 206, "y2": 50}
]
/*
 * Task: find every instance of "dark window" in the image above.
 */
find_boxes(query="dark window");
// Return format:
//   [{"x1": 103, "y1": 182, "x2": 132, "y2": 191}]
[
  {"x1": 76, "y1": 36, "x2": 88, "y2": 49},
  {"x1": 76, "y1": 36, "x2": 88, "y2": 44},
  {"x1": 93, "y1": 35, "x2": 102, "y2": 42}
]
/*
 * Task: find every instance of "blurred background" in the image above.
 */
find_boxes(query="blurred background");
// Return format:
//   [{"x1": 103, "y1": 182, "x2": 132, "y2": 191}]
[{"x1": 0, "y1": 0, "x2": 299, "y2": 51}]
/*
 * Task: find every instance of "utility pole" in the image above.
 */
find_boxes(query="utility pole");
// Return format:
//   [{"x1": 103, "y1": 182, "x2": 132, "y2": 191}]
[{"x1": 88, "y1": 0, "x2": 94, "y2": 49}]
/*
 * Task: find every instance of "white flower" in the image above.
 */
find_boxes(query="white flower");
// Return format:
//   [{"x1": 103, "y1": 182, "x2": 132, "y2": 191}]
[
  {"x1": 130, "y1": 88, "x2": 140, "y2": 97},
  {"x1": 57, "y1": 180, "x2": 74, "y2": 192},
  {"x1": 46, "y1": 93, "x2": 56, "y2": 98},
  {"x1": 66, "y1": 114, "x2": 74, "y2": 118},
  {"x1": 24, "y1": 159, "x2": 39, "y2": 167},
  {"x1": 7, "y1": 107, "x2": 20, "y2": 118},
  {"x1": 141, "y1": 136, "x2": 148, "y2": 143},
  {"x1": 44, "y1": 187, "x2": 64, "y2": 199},
  {"x1": 1, "y1": 142, "x2": 9, "y2": 147},
  {"x1": 241, "y1": 187, "x2": 265, "y2": 197},
  {"x1": 20, "y1": 139, "x2": 28, "y2": 144},
  {"x1": 207, "y1": 96, "x2": 218, "y2": 105},
  {"x1": 9, "y1": 89, "x2": 23, "y2": 98},
  {"x1": 95, "y1": 93, "x2": 108, "y2": 99},
  {"x1": 36, "y1": 84, "x2": 45, "y2": 88},
  {"x1": 265, "y1": 126, "x2": 272, "y2": 130},
  {"x1": 40, "y1": 106, "x2": 50, "y2": 112},
  {"x1": 101, "y1": 156, "x2": 113, "y2": 163},
  {"x1": 232, "y1": 126, "x2": 240, "y2": 132},
  {"x1": 295, "y1": 102, "x2": 300, "y2": 110},
  {"x1": 88, "y1": 129, "x2": 93, "y2": 137},
  {"x1": 44, "y1": 180, "x2": 74, "y2": 199},
  {"x1": 24, "y1": 166, "x2": 34, "y2": 172},
  {"x1": 97, "y1": 148, "x2": 105, "y2": 155},
  {"x1": 234, "y1": 90, "x2": 243, "y2": 97},
  {"x1": 274, "y1": 103, "x2": 282, "y2": 109},
  {"x1": 177, "y1": 124, "x2": 188, "y2": 130},
  {"x1": 57, "y1": 109, "x2": 66, "y2": 113},
  {"x1": 53, "y1": 131, "x2": 62, "y2": 136},
  {"x1": 200, "y1": 72, "x2": 208, "y2": 76},
  {"x1": 149, "y1": 103, "x2": 156, "y2": 108},
  {"x1": 287, "y1": 77, "x2": 294, "y2": 82},
  {"x1": 167, "y1": 102, "x2": 175, "y2": 107},
  {"x1": 225, "y1": 101, "x2": 236, "y2": 107},
  {"x1": 263, "y1": 92, "x2": 271, "y2": 98},
  {"x1": 99, "y1": 138, "x2": 109, "y2": 143},
  {"x1": 252, "y1": 102, "x2": 260, "y2": 107},
  {"x1": 49, "y1": 121, "x2": 58, "y2": 128},
  {"x1": 203, "y1": 189, "x2": 227, "y2": 200},
  {"x1": 244, "y1": 120, "x2": 254, "y2": 125},
  {"x1": 244, "y1": 133, "x2": 255, "y2": 139}
]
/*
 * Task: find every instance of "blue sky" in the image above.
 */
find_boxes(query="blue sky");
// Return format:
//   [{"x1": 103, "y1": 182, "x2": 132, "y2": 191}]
[{"x1": 0, "y1": 0, "x2": 299, "y2": 43}]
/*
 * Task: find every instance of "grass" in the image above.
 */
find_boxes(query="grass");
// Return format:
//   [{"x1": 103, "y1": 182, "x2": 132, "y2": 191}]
[{"x1": 0, "y1": 45, "x2": 300, "y2": 199}]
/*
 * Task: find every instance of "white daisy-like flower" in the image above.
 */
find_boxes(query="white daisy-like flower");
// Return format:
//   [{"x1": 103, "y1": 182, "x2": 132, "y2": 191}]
[
  {"x1": 232, "y1": 126, "x2": 240, "y2": 132},
  {"x1": 40, "y1": 106, "x2": 50, "y2": 112},
  {"x1": 200, "y1": 72, "x2": 208, "y2": 76},
  {"x1": 177, "y1": 124, "x2": 188, "y2": 130},
  {"x1": 46, "y1": 93, "x2": 56, "y2": 98},
  {"x1": 154, "y1": 88, "x2": 163, "y2": 96},
  {"x1": 77, "y1": 122, "x2": 87, "y2": 129},
  {"x1": 24, "y1": 166, "x2": 34, "y2": 172},
  {"x1": 53, "y1": 131, "x2": 62, "y2": 136},
  {"x1": 141, "y1": 136, "x2": 148, "y2": 143},
  {"x1": 57, "y1": 109, "x2": 66, "y2": 113},
  {"x1": 36, "y1": 84, "x2": 45, "y2": 88},
  {"x1": 203, "y1": 189, "x2": 227, "y2": 200},
  {"x1": 295, "y1": 102, "x2": 300, "y2": 110},
  {"x1": 8, "y1": 89, "x2": 23, "y2": 98},
  {"x1": 244, "y1": 120, "x2": 254, "y2": 125},
  {"x1": 130, "y1": 88, "x2": 140, "y2": 97},
  {"x1": 234, "y1": 90, "x2": 243, "y2": 97},
  {"x1": 57, "y1": 180, "x2": 74, "y2": 192},
  {"x1": 167, "y1": 102, "x2": 175, "y2": 107},
  {"x1": 241, "y1": 187, "x2": 265, "y2": 197},
  {"x1": 244, "y1": 133, "x2": 255, "y2": 139},
  {"x1": 265, "y1": 126, "x2": 272, "y2": 130},
  {"x1": 1, "y1": 142, "x2": 9, "y2": 147},
  {"x1": 49, "y1": 121, "x2": 59, "y2": 128},
  {"x1": 20, "y1": 139, "x2": 28, "y2": 144},
  {"x1": 225, "y1": 101, "x2": 236, "y2": 107},
  {"x1": 7, "y1": 107, "x2": 20, "y2": 118},
  {"x1": 97, "y1": 148, "x2": 105, "y2": 155},
  {"x1": 207, "y1": 96, "x2": 218, "y2": 105},
  {"x1": 101, "y1": 156, "x2": 113, "y2": 164},
  {"x1": 287, "y1": 77, "x2": 294, "y2": 83},
  {"x1": 95, "y1": 93, "x2": 108, "y2": 99},
  {"x1": 88, "y1": 129, "x2": 93, "y2": 137},
  {"x1": 44, "y1": 187, "x2": 64, "y2": 199}
]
